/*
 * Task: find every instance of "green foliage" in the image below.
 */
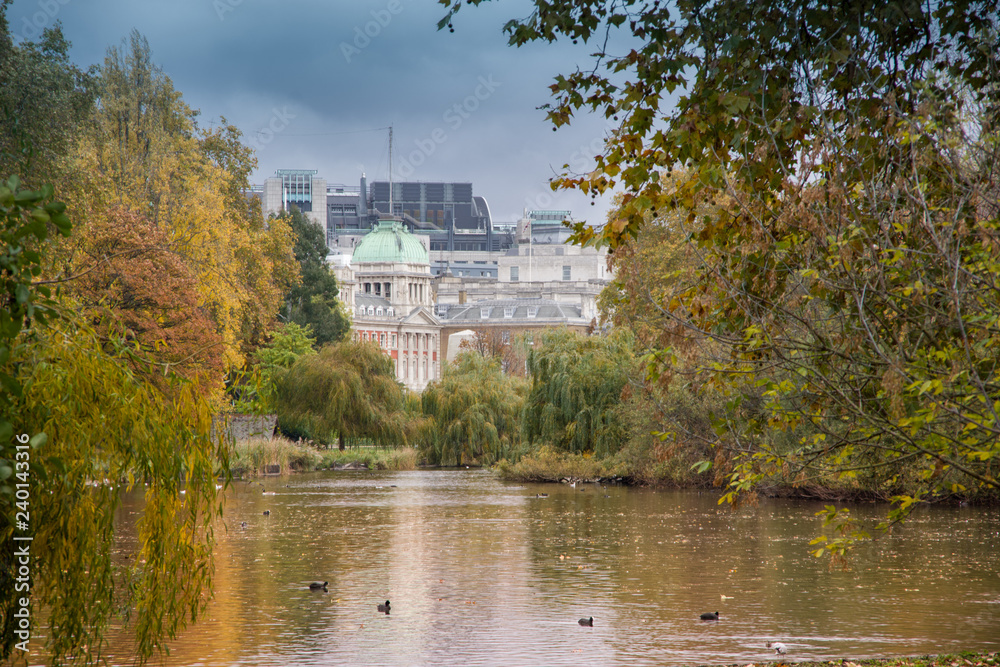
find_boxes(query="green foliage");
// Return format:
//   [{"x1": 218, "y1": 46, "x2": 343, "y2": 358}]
[
  {"x1": 418, "y1": 352, "x2": 528, "y2": 465},
  {"x1": 522, "y1": 329, "x2": 635, "y2": 456},
  {"x1": 0, "y1": 20, "x2": 94, "y2": 187},
  {"x1": 275, "y1": 340, "x2": 406, "y2": 449},
  {"x1": 7, "y1": 319, "x2": 222, "y2": 665},
  {"x1": 494, "y1": 445, "x2": 619, "y2": 483},
  {"x1": 0, "y1": 176, "x2": 71, "y2": 498},
  {"x1": 1, "y1": 177, "x2": 221, "y2": 664},
  {"x1": 228, "y1": 322, "x2": 317, "y2": 414},
  {"x1": 281, "y1": 206, "x2": 350, "y2": 347},
  {"x1": 444, "y1": 0, "x2": 1000, "y2": 547}
]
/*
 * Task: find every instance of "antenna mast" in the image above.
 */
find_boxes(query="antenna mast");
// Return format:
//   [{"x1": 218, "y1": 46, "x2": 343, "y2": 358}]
[{"x1": 388, "y1": 125, "x2": 393, "y2": 218}]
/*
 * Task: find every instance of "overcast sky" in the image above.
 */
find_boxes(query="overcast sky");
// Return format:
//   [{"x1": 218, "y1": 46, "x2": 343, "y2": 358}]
[{"x1": 8, "y1": 0, "x2": 633, "y2": 225}]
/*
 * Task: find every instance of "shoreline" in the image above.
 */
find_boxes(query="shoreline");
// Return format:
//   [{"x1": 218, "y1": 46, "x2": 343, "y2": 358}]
[
  {"x1": 229, "y1": 437, "x2": 997, "y2": 508},
  {"x1": 701, "y1": 653, "x2": 999, "y2": 667}
]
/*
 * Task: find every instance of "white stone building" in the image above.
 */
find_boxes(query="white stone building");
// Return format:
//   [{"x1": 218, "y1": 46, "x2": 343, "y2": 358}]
[{"x1": 344, "y1": 219, "x2": 442, "y2": 393}]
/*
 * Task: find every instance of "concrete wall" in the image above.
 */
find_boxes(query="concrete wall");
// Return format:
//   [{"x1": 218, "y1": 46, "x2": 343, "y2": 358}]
[{"x1": 214, "y1": 413, "x2": 278, "y2": 441}]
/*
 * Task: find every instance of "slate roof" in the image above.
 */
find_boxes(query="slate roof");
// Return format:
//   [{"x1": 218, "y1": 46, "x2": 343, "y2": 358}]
[{"x1": 437, "y1": 298, "x2": 584, "y2": 324}]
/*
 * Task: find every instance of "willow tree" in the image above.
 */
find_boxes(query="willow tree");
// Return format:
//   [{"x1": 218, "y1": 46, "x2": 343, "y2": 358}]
[
  {"x1": 443, "y1": 0, "x2": 1000, "y2": 552},
  {"x1": 419, "y1": 352, "x2": 527, "y2": 465},
  {"x1": 275, "y1": 341, "x2": 407, "y2": 449},
  {"x1": 1, "y1": 179, "x2": 221, "y2": 665},
  {"x1": 523, "y1": 329, "x2": 635, "y2": 456}
]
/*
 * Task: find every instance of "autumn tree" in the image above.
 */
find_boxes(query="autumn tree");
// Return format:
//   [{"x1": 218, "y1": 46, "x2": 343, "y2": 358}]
[
  {"x1": 1, "y1": 179, "x2": 221, "y2": 665},
  {"x1": 74, "y1": 206, "x2": 224, "y2": 392},
  {"x1": 598, "y1": 181, "x2": 728, "y2": 478},
  {"x1": 275, "y1": 341, "x2": 406, "y2": 450},
  {"x1": 70, "y1": 30, "x2": 297, "y2": 375},
  {"x1": 460, "y1": 327, "x2": 528, "y2": 377},
  {"x1": 444, "y1": 0, "x2": 1000, "y2": 550}
]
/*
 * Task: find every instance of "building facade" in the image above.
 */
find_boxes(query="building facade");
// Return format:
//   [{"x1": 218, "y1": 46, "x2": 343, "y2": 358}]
[{"x1": 347, "y1": 219, "x2": 442, "y2": 393}]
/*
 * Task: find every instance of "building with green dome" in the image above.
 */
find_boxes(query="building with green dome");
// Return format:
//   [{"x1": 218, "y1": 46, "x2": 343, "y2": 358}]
[{"x1": 343, "y1": 219, "x2": 442, "y2": 392}]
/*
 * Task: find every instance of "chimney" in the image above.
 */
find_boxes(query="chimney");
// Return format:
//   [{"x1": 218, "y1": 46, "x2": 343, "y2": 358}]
[{"x1": 459, "y1": 289, "x2": 467, "y2": 305}]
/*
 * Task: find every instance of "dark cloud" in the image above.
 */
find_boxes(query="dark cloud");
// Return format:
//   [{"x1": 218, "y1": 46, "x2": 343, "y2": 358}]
[{"x1": 7, "y1": 0, "x2": 624, "y2": 224}]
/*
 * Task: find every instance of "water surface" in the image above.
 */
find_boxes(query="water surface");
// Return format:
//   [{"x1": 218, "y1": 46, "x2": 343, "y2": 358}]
[{"x1": 104, "y1": 470, "x2": 1000, "y2": 665}]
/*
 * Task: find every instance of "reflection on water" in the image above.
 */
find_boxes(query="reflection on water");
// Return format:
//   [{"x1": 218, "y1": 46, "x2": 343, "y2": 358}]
[{"x1": 101, "y1": 470, "x2": 1000, "y2": 666}]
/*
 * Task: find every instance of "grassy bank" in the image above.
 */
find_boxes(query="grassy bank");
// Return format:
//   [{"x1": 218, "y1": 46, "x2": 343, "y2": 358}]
[
  {"x1": 230, "y1": 436, "x2": 417, "y2": 476},
  {"x1": 492, "y1": 444, "x2": 997, "y2": 506},
  {"x1": 317, "y1": 446, "x2": 418, "y2": 471},
  {"x1": 493, "y1": 446, "x2": 624, "y2": 483},
  {"x1": 716, "y1": 653, "x2": 998, "y2": 667},
  {"x1": 492, "y1": 443, "x2": 711, "y2": 487}
]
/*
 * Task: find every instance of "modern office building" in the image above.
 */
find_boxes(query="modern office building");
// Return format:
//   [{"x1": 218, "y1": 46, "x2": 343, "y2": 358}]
[
  {"x1": 253, "y1": 170, "x2": 517, "y2": 278},
  {"x1": 252, "y1": 169, "x2": 328, "y2": 228}
]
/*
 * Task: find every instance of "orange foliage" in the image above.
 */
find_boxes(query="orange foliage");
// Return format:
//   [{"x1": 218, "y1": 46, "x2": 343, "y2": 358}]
[{"x1": 75, "y1": 206, "x2": 223, "y2": 393}]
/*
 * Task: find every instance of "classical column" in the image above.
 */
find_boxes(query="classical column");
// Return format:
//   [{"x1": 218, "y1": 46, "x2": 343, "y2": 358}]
[
  {"x1": 432, "y1": 333, "x2": 439, "y2": 382},
  {"x1": 406, "y1": 332, "x2": 412, "y2": 384},
  {"x1": 416, "y1": 332, "x2": 423, "y2": 386}
]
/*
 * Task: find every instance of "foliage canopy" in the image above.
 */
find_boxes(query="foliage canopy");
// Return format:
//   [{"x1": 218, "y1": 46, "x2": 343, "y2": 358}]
[
  {"x1": 276, "y1": 341, "x2": 407, "y2": 449},
  {"x1": 443, "y1": 0, "x2": 1000, "y2": 548},
  {"x1": 419, "y1": 352, "x2": 527, "y2": 465}
]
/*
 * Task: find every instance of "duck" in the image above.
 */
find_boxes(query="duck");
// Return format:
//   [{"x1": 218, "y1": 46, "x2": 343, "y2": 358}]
[
  {"x1": 377, "y1": 600, "x2": 391, "y2": 613},
  {"x1": 700, "y1": 611, "x2": 720, "y2": 621},
  {"x1": 767, "y1": 642, "x2": 787, "y2": 654},
  {"x1": 309, "y1": 581, "x2": 328, "y2": 591},
  {"x1": 578, "y1": 617, "x2": 594, "y2": 626},
  {"x1": 262, "y1": 510, "x2": 270, "y2": 516}
]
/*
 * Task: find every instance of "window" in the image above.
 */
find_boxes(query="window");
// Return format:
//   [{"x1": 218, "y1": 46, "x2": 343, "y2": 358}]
[
  {"x1": 364, "y1": 282, "x2": 371, "y2": 293},
  {"x1": 362, "y1": 332, "x2": 368, "y2": 341},
  {"x1": 387, "y1": 307, "x2": 394, "y2": 317},
  {"x1": 504, "y1": 306, "x2": 515, "y2": 318},
  {"x1": 380, "y1": 333, "x2": 386, "y2": 346},
  {"x1": 501, "y1": 330, "x2": 510, "y2": 343},
  {"x1": 527, "y1": 306, "x2": 539, "y2": 318},
  {"x1": 562, "y1": 265, "x2": 571, "y2": 281},
  {"x1": 376, "y1": 307, "x2": 383, "y2": 316},
  {"x1": 367, "y1": 306, "x2": 374, "y2": 316},
  {"x1": 510, "y1": 266, "x2": 519, "y2": 282},
  {"x1": 436, "y1": 305, "x2": 448, "y2": 317},
  {"x1": 391, "y1": 334, "x2": 397, "y2": 347},
  {"x1": 480, "y1": 307, "x2": 492, "y2": 319},
  {"x1": 375, "y1": 283, "x2": 382, "y2": 296},
  {"x1": 384, "y1": 283, "x2": 391, "y2": 298}
]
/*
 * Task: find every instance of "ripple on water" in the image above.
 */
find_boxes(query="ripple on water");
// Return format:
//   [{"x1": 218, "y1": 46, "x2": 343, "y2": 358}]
[{"x1": 85, "y1": 470, "x2": 1000, "y2": 666}]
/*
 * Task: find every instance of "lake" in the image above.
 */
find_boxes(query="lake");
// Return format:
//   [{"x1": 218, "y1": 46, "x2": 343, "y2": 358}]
[{"x1": 96, "y1": 469, "x2": 1000, "y2": 666}]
